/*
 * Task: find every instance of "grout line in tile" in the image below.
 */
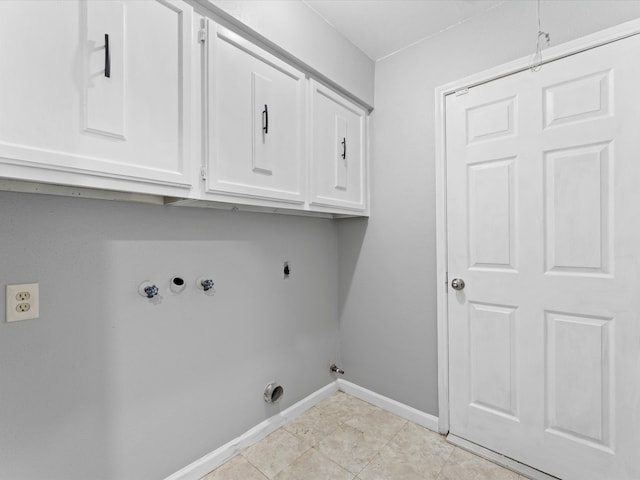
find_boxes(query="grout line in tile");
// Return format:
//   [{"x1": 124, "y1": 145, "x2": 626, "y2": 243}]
[
  {"x1": 349, "y1": 415, "x2": 409, "y2": 476},
  {"x1": 434, "y1": 442, "x2": 457, "y2": 478},
  {"x1": 241, "y1": 457, "x2": 271, "y2": 480},
  {"x1": 310, "y1": 445, "x2": 361, "y2": 479},
  {"x1": 239, "y1": 430, "x2": 313, "y2": 480},
  {"x1": 286, "y1": 411, "x2": 343, "y2": 447}
]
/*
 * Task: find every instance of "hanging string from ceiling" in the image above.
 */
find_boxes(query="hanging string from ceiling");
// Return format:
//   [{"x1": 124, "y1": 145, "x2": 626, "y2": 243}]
[{"x1": 529, "y1": 0, "x2": 551, "y2": 72}]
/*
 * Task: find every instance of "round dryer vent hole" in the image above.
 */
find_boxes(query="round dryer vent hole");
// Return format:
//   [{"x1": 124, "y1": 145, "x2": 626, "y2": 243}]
[{"x1": 264, "y1": 382, "x2": 284, "y2": 403}]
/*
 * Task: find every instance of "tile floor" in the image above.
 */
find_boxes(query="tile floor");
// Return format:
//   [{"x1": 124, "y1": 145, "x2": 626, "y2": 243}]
[{"x1": 201, "y1": 391, "x2": 530, "y2": 480}]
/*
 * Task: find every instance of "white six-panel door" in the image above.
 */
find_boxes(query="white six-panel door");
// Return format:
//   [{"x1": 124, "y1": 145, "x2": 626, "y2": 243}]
[{"x1": 445, "y1": 34, "x2": 640, "y2": 479}]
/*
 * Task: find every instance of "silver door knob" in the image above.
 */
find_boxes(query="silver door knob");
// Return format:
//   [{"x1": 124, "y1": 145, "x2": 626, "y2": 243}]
[{"x1": 451, "y1": 278, "x2": 465, "y2": 291}]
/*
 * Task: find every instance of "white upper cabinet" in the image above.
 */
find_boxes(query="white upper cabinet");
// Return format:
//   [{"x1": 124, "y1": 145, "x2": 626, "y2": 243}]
[
  {"x1": 0, "y1": 2, "x2": 369, "y2": 217},
  {"x1": 309, "y1": 81, "x2": 368, "y2": 214},
  {"x1": 204, "y1": 21, "x2": 306, "y2": 205},
  {"x1": 0, "y1": 0, "x2": 193, "y2": 195}
]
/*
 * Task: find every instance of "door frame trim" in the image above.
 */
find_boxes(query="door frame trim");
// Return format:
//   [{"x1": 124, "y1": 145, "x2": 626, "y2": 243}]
[{"x1": 434, "y1": 17, "x2": 640, "y2": 435}]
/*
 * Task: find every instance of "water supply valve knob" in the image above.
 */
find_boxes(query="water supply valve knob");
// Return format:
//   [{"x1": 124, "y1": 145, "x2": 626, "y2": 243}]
[
  {"x1": 138, "y1": 282, "x2": 159, "y2": 298},
  {"x1": 197, "y1": 277, "x2": 215, "y2": 294}
]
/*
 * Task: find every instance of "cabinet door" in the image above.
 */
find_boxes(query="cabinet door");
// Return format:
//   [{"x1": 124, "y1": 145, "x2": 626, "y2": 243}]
[
  {"x1": 310, "y1": 81, "x2": 367, "y2": 213},
  {"x1": 206, "y1": 22, "x2": 305, "y2": 205},
  {"x1": 0, "y1": 0, "x2": 193, "y2": 195}
]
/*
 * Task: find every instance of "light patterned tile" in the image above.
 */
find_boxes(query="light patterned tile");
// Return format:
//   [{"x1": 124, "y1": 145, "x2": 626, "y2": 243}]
[
  {"x1": 356, "y1": 448, "x2": 432, "y2": 480},
  {"x1": 362, "y1": 422, "x2": 454, "y2": 479},
  {"x1": 317, "y1": 423, "x2": 385, "y2": 475},
  {"x1": 283, "y1": 405, "x2": 342, "y2": 447},
  {"x1": 200, "y1": 455, "x2": 268, "y2": 480},
  {"x1": 344, "y1": 406, "x2": 407, "y2": 443},
  {"x1": 241, "y1": 429, "x2": 310, "y2": 478},
  {"x1": 388, "y1": 422, "x2": 454, "y2": 462},
  {"x1": 203, "y1": 392, "x2": 529, "y2": 480},
  {"x1": 438, "y1": 448, "x2": 520, "y2": 480},
  {"x1": 273, "y1": 448, "x2": 354, "y2": 480},
  {"x1": 315, "y1": 392, "x2": 379, "y2": 423}
]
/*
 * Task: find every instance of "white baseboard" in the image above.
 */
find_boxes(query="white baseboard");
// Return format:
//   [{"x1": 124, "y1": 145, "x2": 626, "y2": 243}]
[
  {"x1": 165, "y1": 380, "x2": 440, "y2": 480},
  {"x1": 336, "y1": 379, "x2": 440, "y2": 433},
  {"x1": 164, "y1": 382, "x2": 339, "y2": 480},
  {"x1": 447, "y1": 434, "x2": 560, "y2": 480}
]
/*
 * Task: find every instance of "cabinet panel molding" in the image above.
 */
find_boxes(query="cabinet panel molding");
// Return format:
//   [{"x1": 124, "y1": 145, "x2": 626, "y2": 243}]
[
  {"x1": 309, "y1": 80, "x2": 368, "y2": 213},
  {"x1": 204, "y1": 21, "x2": 306, "y2": 204}
]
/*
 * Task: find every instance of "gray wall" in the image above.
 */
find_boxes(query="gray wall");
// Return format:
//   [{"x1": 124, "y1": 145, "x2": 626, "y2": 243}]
[
  {"x1": 338, "y1": 1, "x2": 640, "y2": 415},
  {"x1": 0, "y1": 192, "x2": 340, "y2": 480}
]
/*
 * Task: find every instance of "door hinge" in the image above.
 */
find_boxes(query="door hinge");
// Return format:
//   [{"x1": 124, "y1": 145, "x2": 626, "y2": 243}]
[
  {"x1": 445, "y1": 272, "x2": 449, "y2": 291},
  {"x1": 455, "y1": 87, "x2": 469, "y2": 96},
  {"x1": 198, "y1": 29, "x2": 207, "y2": 44}
]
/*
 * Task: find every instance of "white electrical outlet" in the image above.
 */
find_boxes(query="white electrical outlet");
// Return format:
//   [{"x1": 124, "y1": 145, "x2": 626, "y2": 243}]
[{"x1": 6, "y1": 283, "x2": 39, "y2": 322}]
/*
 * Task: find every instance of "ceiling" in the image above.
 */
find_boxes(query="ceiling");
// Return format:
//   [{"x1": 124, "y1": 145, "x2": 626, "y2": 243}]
[{"x1": 303, "y1": 0, "x2": 505, "y2": 61}]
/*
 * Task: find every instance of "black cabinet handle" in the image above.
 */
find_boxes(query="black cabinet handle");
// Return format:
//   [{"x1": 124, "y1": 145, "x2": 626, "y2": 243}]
[
  {"x1": 263, "y1": 104, "x2": 269, "y2": 134},
  {"x1": 341, "y1": 137, "x2": 346, "y2": 159},
  {"x1": 104, "y1": 34, "x2": 111, "y2": 78}
]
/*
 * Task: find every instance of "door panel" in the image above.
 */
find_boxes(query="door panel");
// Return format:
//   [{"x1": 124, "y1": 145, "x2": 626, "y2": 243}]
[
  {"x1": 446, "y1": 34, "x2": 640, "y2": 480},
  {"x1": 468, "y1": 301, "x2": 518, "y2": 419},
  {"x1": 466, "y1": 96, "x2": 516, "y2": 144},
  {"x1": 468, "y1": 158, "x2": 516, "y2": 270},
  {"x1": 545, "y1": 311, "x2": 613, "y2": 450},
  {"x1": 544, "y1": 143, "x2": 612, "y2": 275},
  {"x1": 543, "y1": 70, "x2": 611, "y2": 128}
]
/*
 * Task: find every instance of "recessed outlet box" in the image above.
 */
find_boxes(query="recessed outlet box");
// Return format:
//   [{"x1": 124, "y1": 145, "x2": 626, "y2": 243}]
[{"x1": 6, "y1": 283, "x2": 39, "y2": 322}]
